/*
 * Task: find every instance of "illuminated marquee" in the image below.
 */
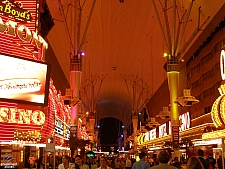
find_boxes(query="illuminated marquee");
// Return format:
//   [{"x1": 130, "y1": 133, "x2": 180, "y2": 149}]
[
  {"x1": 0, "y1": 1, "x2": 32, "y2": 22},
  {"x1": 138, "y1": 112, "x2": 191, "y2": 145},
  {"x1": 0, "y1": 107, "x2": 45, "y2": 125},
  {"x1": 55, "y1": 118, "x2": 70, "y2": 139},
  {"x1": 0, "y1": 17, "x2": 48, "y2": 60}
]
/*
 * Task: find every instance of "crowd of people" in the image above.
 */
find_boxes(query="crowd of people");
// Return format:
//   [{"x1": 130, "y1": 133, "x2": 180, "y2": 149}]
[{"x1": 27, "y1": 149, "x2": 223, "y2": 169}]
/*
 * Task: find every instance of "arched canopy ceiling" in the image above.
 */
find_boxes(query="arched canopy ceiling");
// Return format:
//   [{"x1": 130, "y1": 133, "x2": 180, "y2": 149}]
[{"x1": 45, "y1": 0, "x2": 225, "y2": 119}]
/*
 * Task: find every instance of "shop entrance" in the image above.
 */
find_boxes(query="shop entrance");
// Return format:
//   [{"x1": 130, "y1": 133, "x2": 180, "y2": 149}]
[{"x1": 24, "y1": 146, "x2": 31, "y2": 168}]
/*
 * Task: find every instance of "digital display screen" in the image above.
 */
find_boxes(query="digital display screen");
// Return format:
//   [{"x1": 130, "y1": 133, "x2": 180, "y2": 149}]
[{"x1": 0, "y1": 53, "x2": 51, "y2": 106}]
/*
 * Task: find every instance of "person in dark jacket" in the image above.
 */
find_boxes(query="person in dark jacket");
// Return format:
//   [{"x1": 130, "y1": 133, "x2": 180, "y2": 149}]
[
  {"x1": 197, "y1": 149, "x2": 212, "y2": 169},
  {"x1": 217, "y1": 155, "x2": 224, "y2": 169},
  {"x1": 150, "y1": 151, "x2": 177, "y2": 169},
  {"x1": 206, "y1": 154, "x2": 216, "y2": 169}
]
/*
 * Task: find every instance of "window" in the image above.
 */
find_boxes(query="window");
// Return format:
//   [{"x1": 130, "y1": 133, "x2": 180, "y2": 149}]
[{"x1": 201, "y1": 53, "x2": 212, "y2": 65}]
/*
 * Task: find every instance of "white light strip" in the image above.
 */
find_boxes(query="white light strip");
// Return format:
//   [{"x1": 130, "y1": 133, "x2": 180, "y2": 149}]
[
  {"x1": 118, "y1": 151, "x2": 128, "y2": 153},
  {"x1": 192, "y1": 139, "x2": 222, "y2": 146},
  {"x1": 0, "y1": 142, "x2": 70, "y2": 150},
  {"x1": 0, "y1": 141, "x2": 20, "y2": 145},
  {"x1": 55, "y1": 146, "x2": 70, "y2": 150},
  {"x1": 148, "y1": 147, "x2": 164, "y2": 150}
]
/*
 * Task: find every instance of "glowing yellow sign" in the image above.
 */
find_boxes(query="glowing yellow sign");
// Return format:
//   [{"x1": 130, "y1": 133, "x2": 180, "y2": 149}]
[
  {"x1": 0, "y1": 1, "x2": 32, "y2": 21},
  {"x1": 0, "y1": 107, "x2": 45, "y2": 125}
]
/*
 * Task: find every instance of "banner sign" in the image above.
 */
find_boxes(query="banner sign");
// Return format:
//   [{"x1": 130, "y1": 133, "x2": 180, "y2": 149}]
[
  {"x1": 172, "y1": 126, "x2": 179, "y2": 149},
  {"x1": 46, "y1": 136, "x2": 55, "y2": 151}
]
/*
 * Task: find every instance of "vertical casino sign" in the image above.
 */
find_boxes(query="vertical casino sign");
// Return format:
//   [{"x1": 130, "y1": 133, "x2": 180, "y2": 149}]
[
  {"x1": 211, "y1": 50, "x2": 225, "y2": 129},
  {"x1": 172, "y1": 126, "x2": 179, "y2": 149},
  {"x1": 0, "y1": 0, "x2": 48, "y2": 61}
]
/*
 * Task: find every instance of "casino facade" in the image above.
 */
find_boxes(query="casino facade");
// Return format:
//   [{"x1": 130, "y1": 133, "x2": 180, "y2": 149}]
[{"x1": 0, "y1": 0, "x2": 72, "y2": 167}]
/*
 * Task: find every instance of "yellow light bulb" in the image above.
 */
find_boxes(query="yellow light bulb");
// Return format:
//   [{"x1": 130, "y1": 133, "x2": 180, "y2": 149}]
[{"x1": 163, "y1": 53, "x2": 168, "y2": 57}]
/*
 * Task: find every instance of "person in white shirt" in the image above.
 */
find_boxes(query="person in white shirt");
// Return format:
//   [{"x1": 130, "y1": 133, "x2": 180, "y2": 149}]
[
  {"x1": 58, "y1": 155, "x2": 73, "y2": 169},
  {"x1": 91, "y1": 160, "x2": 98, "y2": 169},
  {"x1": 98, "y1": 157, "x2": 112, "y2": 169}
]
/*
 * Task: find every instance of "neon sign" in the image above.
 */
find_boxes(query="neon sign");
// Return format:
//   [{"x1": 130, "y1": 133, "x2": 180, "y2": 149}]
[
  {"x1": 145, "y1": 131, "x2": 150, "y2": 141},
  {"x1": 179, "y1": 112, "x2": 190, "y2": 131},
  {"x1": 0, "y1": 107, "x2": 45, "y2": 125},
  {"x1": 150, "y1": 128, "x2": 156, "y2": 140},
  {"x1": 0, "y1": 1, "x2": 32, "y2": 22},
  {"x1": 159, "y1": 123, "x2": 167, "y2": 138},
  {"x1": 0, "y1": 17, "x2": 48, "y2": 60},
  {"x1": 169, "y1": 112, "x2": 191, "y2": 133}
]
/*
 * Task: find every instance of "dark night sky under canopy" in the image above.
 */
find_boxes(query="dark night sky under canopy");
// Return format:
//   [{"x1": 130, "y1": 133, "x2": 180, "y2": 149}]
[{"x1": 99, "y1": 117, "x2": 122, "y2": 145}]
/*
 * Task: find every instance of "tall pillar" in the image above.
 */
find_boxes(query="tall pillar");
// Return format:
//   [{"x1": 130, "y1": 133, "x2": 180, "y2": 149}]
[
  {"x1": 167, "y1": 60, "x2": 180, "y2": 158},
  {"x1": 70, "y1": 67, "x2": 82, "y2": 157},
  {"x1": 132, "y1": 115, "x2": 138, "y2": 151},
  {"x1": 70, "y1": 70, "x2": 82, "y2": 127},
  {"x1": 89, "y1": 112, "x2": 95, "y2": 143},
  {"x1": 123, "y1": 129, "x2": 127, "y2": 150}
]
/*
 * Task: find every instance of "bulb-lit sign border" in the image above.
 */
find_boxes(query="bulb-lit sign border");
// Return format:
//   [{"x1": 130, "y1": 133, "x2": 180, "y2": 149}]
[{"x1": 0, "y1": 107, "x2": 45, "y2": 125}]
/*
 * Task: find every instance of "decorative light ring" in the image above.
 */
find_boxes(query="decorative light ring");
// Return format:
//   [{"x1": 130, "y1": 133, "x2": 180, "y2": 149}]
[
  {"x1": 211, "y1": 96, "x2": 223, "y2": 128},
  {"x1": 220, "y1": 95, "x2": 225, "y2": 126}
]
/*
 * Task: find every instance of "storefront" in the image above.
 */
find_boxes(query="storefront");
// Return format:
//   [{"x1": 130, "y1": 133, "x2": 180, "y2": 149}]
[
  {"x1": 0, "y1": 0, "x2": 71, "y2": 168},
  {"x1": 137, "y1": 112, "x2": 217, "y2": 158}
]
